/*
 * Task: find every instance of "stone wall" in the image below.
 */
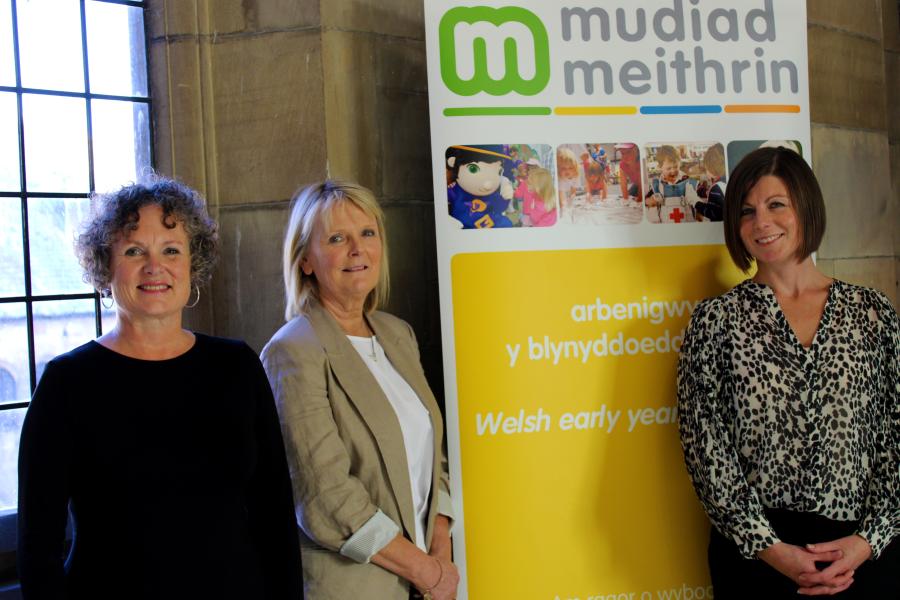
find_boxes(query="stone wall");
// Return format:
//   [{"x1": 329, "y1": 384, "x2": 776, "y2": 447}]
[
  {"x1": 147, "y1": 0, "x2": 443, "y2": 394},
  {"x1": 808, "y1": 0, "x2": 899, "y2": 307},
  {"x1": 148, "y1": 0, "x2": 900, "y2": 398}
]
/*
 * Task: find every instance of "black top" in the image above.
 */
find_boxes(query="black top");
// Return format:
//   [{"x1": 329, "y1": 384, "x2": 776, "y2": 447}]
[
  {"x1": 17, "y1": 334, "x2": 302, "y2": 600},
  {"x1": 677, "y1": 280, "x2": 899, "y2": 559}
]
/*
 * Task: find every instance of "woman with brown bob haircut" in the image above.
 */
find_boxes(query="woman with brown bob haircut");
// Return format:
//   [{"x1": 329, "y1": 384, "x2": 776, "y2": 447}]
[
  {"x1": 677, "y1": 147, "x2": 899, "y2": 598},
  {"x1": 722, "y1": 146, "x2": 825, "y2": 271}
]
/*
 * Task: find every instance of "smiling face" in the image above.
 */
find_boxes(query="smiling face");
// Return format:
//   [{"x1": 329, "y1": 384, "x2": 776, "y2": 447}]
[
  {"x1": 301, "y1": 201, "x2": 382, "y2": 311},
  {"x1": 558, "y1": 161, "x2": 578, "y2": 181},
  {"x1": 739, "y1": 175, "x2": 801, "y2": 268},
  {"x1": 456, "y1": 160, "x2": 503, "y2": 196},
  {"x1": 660, "y1": 158, "x2": 680, "y2": 183},
  {"x1": 109, "y1": 203, "x2": 192, "y2": 325}
]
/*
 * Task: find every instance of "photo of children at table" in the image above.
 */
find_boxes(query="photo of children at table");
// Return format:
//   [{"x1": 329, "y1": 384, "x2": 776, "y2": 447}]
[
  {"x1": 556, "y1": 142, "x2": 643, "y2": 226},
  {"x1": 644, "y1": 142, "x2": 724, "y2": 224}
]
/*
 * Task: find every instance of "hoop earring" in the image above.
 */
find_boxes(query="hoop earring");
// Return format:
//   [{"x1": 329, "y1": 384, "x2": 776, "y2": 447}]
[
  {"x1": 100, "y1": 289, "x2": 114, "y2": 310},
  {"x1": 186, "y1": 285, "x2": 201, "y2": 309}
]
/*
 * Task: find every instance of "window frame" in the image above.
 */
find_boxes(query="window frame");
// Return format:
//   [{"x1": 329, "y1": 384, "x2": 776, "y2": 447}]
[
  {"x1": 0, "y1": 1, "x2": 154, "y2": 575},
  {"x1": 0, "y1": 0, "x2": 153, "y2": 409}
]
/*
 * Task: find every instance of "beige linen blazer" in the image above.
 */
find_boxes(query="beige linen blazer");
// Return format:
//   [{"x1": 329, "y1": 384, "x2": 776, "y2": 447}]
[{"x1": 261, "y1": 301, "x2": 451, "y2": 600}]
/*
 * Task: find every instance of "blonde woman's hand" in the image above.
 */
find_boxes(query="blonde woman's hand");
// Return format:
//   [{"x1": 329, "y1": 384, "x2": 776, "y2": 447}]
[
  {"x1": 428, "y1": 557, "x2": 459, "y2": 600},
  {"x1": 428, "y1": 515, "x2": 452, "y2": 563},
  {"x1": 415, "y1": 556, "x2": 459, "y2": 600},
  {"x1": 372, "y1": 533, "x2": 459, "y2": 599}
]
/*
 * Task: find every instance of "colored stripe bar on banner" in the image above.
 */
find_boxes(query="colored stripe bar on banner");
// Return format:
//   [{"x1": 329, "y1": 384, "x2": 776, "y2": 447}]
[
  {"x1": 443, "y1": 107, "x2": 552, "y2": 116},
  {"x1": 640, "y1": 105, "x2": 722, "y2": 114},
  {"x1": 554, "y1": 106, "x2": 638, "y2": 116},
  {"x1": 725, "y1": 104, "x2": 802, "y2": 113}
]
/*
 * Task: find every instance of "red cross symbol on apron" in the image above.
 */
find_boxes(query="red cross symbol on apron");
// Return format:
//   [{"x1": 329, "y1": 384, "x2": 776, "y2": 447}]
[{"x1": 669, "y1": 207, "x2": 685, "y2": 223}]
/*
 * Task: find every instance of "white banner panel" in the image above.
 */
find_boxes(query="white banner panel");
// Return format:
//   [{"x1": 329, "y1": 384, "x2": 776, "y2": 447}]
[{"x1": 424, "y1": 2, "x2": 810, "y2": 598}]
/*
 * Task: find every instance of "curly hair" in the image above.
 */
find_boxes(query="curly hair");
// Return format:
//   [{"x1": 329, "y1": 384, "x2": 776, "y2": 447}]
[{"x1": 76, "y1": 176, "x2": 219, "y2": 291}]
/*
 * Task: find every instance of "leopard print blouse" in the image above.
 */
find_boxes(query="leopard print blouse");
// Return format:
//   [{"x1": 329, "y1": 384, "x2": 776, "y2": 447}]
[{"x1": 677, "y1": 279, "x2": 899, "y2": 559}]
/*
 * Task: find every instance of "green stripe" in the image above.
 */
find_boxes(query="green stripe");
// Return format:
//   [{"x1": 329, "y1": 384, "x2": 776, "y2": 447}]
[{"x1": 443, "y1": 106, "x2": 551, "y2": 116}]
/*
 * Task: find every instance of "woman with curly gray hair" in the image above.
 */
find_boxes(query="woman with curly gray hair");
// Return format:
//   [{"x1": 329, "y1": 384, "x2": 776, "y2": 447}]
[{"x1": 17, "y1": 177, "x2": 301, "y2": 600}]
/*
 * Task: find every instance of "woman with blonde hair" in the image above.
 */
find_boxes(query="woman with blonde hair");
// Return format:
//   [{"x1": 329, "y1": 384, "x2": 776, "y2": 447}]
[{"x1": 262, "y1": 180, "x2": 458, "y2": 599}]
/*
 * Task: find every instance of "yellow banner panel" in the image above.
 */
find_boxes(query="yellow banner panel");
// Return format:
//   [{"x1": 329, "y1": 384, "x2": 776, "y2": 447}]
[{"x1": 452, "y1": 245, "x2": 746, "y2": 600}]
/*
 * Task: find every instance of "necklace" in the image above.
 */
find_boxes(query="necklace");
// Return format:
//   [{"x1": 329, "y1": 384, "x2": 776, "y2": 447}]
[{"x1": 369, "y1": 335, "x2": 378, "y2": 361}]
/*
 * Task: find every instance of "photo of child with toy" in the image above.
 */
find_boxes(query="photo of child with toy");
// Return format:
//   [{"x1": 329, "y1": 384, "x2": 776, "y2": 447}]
[
  {"x1": 446, "y1": 144, "x2": 556, "y2": 229},
  {"x1": 643, "y1": 142, "x2": 726, "y2": 224},
  {"x1": 555, "y1": 143, "x2": 644, "y2": 226}
]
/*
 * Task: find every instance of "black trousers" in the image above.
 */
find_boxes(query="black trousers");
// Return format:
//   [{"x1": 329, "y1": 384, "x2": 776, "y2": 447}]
[{"x1": 708, "y1": 509, "x2": 900, "y2": 599}]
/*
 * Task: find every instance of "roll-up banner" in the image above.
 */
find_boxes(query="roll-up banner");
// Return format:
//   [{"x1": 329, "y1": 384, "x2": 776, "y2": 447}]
[{"x1": 424, "y1": 1, "x2": 810, "y2": 597}]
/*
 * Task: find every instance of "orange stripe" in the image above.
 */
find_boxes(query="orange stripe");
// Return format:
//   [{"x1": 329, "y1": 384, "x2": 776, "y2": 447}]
[{"x1": 724, "y1": 104, "x2": 801, "y2": 113}]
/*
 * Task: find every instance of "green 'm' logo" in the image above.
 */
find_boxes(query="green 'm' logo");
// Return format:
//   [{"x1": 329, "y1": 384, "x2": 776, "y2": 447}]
[{"x1": 439, "y1": 6, "x2": 550, "y2": 96}]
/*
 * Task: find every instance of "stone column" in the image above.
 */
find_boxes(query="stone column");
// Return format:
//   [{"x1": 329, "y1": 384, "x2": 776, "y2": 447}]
[
  {"x1": 885, "y1": 1, "x2": 900, "y2": 304},
  {"x1": 148, "y1": 0, "x2": 443, "y2": 392},
  {"x1": 807, "y1": 0, "x2": 899, "y2": 306}
]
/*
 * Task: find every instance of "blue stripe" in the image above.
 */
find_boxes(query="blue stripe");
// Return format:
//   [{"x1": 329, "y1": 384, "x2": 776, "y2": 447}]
[{"x1": 640, "y1": 105, "x2": 722, "y2": 115}]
